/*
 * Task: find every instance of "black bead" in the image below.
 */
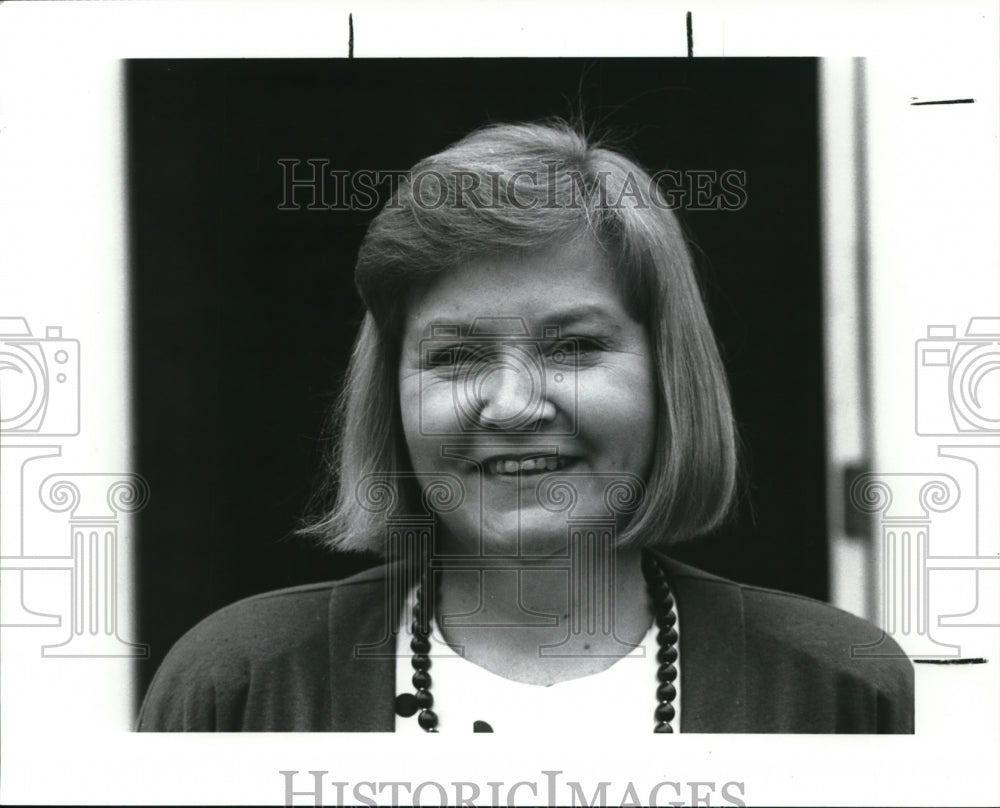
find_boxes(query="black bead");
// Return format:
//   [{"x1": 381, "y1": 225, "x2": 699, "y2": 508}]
[
  {"x1": 656, "y1": 682, "x2": 677, "y2": 703},
  {"x1": 414, "y1": 688, "x2": 434, "y2": 709},
  {"x1": 418, "y1": 709, "x2": 438, "y2": 730},
  {"x1": 655, "y1": 702, "x2": 676, "y2": 723},
  {"x1": 655, "y1": 610, "x2": 677, "y2": 629},
  {"x1": 394, "y1": 693, "x2": 418, "y2": 717},
  {"x1": 657, "y1": 663, "x2": 678, "y2": 683},
  {"x1": 411, "y1": 670, "x2": 431, "y2": 690},
  {"x1": 656, "y1": 645, "x2": 678, "y2": 665},
  {"x1": 411, "y1": 654, "x2": 431, "y2": 671},
  {"x1": 410, "y1": 635, "x2": 431, "y2": 654},
  {"x1": 657, "y1": 627, "x2": 679, "y2": 646},
  {"x1": 411, "y1": 605, "x2": 424, "y2": 623},
  {"x1": 653, "y1": 722, "x2": 674, "y2": 733}
]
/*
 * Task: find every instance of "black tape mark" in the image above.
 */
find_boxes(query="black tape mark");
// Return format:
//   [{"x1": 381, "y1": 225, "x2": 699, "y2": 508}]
[
  {"x1": 686, "y1": 11, "x2": 693, "y2": 57},
  {"x1": 910, "y1": 98, "x2": 975, "y2": 106},
  {"x1": 348, "y1": 13, "x2": 354, "y2": 59},
  {"x1": 913, "y1": 657, "x2": 988, "y2": 665}
]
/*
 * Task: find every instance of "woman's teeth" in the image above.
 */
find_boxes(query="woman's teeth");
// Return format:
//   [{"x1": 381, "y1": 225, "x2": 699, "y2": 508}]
[{"x1": 491, "y1": 456, "x2": 563, "y2": 475}]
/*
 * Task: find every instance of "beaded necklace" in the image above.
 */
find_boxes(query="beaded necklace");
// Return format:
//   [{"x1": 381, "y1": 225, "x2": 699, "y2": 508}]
[{"x1": 394, "y1": 550, "x2": 679, "y2": 733}]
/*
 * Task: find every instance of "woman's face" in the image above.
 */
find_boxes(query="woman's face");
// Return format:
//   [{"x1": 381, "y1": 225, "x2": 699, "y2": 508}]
[{"x1": 398, "y1": 238, "x2": 657, "y2": 555}]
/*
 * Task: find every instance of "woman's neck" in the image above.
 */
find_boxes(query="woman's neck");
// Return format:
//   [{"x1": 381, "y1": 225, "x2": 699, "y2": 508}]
[{"x1": 432, "y1": 547, "x2": 654, "y2": 685}]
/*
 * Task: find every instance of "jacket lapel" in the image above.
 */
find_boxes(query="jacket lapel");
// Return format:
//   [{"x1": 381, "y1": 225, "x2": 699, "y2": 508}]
[
  {"x1": 657, "y1": 553, "x2": 749, "y2": 732},
  {"x1": 327, "y1": 567, "x2": 400, "y2": 731}
]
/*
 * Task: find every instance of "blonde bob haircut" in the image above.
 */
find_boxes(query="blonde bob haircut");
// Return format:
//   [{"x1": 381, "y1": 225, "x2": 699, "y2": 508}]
[{"x1": 305, "y1": 121, "x2": 738, "y2": 553}]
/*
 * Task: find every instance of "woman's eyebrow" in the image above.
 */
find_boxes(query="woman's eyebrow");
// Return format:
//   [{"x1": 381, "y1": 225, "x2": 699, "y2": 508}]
[
  {"x1": 542, "y1": 304, "x2": 625, "y2": 335},
  {"x1": 419, "y1": 302, "x2": 622, "y2": 341}
]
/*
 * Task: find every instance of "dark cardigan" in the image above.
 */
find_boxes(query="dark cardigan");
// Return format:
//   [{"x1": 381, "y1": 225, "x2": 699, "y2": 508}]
[{"x1": 137, "y1": 555, "x2": 914, "y2": 733}]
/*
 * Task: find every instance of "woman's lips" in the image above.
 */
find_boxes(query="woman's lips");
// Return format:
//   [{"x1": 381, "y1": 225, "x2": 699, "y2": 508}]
[{"x1": 486, "y1": 455, "x2": 575, "y2": 476}]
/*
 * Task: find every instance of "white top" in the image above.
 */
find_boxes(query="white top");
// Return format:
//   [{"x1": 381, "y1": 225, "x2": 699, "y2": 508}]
[{"x1": 394, "y1": 586, "x2": 680, "y2": 733}]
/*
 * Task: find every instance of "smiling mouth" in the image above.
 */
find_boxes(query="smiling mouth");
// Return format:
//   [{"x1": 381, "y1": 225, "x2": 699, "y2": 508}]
[{"x1": 486, "y1": 455, "x2": 573, "y2": 476}]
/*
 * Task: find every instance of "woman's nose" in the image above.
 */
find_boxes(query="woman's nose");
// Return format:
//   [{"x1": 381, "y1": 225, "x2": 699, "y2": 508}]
[{"x1": 472, "y1": 354, "x2": 556, "y2": 430}]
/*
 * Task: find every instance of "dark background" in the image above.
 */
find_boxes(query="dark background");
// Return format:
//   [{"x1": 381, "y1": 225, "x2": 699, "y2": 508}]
[{"x1": 128, "y1": 58, "x2": 825, "y2": 710}]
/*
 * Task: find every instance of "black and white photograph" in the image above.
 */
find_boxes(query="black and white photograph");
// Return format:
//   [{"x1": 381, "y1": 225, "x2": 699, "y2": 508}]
[
  {"x1": 0, "y1": 2, "x2": 997, "y2": 805},
  {"x1": 127, "y1": 57, "x2": 915, "y2": 736}
]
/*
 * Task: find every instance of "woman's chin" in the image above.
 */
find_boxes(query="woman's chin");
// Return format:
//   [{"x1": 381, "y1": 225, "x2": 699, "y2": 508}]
[{"x1": 436, "y1": 513, "x2": 574, "y2": 558}]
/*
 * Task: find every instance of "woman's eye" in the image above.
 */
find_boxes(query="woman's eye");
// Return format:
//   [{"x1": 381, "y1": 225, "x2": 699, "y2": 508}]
[
  {"x1": 575, "y1": 337, "x2": 605, "y2": 353},
  {"x1": 549, "y1": 338, "x2": 603, "y2": 365},
  {"x1": 423, "y1": 344, "x2": 481, "y2": 369}
]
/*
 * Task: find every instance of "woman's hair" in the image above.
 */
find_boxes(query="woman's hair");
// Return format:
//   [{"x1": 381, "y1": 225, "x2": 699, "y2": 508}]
[{"x1": 303, "y1": 120, "x2": 738, "y2": 553}]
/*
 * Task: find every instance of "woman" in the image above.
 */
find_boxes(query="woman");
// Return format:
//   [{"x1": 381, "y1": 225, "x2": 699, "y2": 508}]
[{"x1": 137, "y1": 121, "x2": 914, "y2": 733}]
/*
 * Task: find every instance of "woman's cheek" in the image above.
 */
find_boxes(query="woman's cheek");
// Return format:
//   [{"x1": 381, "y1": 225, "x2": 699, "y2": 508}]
[{"x1": 401, "y1": 375, "x2": 460, "y2": 455}]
